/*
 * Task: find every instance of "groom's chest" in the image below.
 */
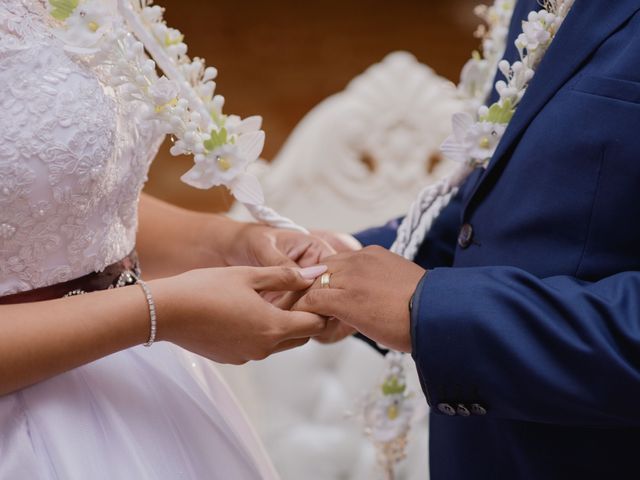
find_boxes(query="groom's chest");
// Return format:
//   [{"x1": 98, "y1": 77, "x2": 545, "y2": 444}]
[{"x1": 453, "y1": 7, "x2": 640, "y2": 281}]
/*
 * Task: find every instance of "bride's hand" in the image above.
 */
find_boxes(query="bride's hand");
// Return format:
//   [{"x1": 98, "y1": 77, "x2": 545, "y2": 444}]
[
  {"x1": 152, "y1": 265, "x2": 329, "y2": 364},
  {"x1": 222, "y1": 223, "x2": 338, "y2": 305},
  {"x1": 224, "y1": 223, "x2": 337, "y2": 269},
  {"x1": 254, "y1": 229, "x2": 363, "y2": 344}
]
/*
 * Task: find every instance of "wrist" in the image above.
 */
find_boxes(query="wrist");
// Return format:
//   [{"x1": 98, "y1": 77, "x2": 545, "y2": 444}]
[
  {"x1": 146, "y1": 277, "x2": 181, "y2": 344},
  {"x1": 218, "y1": 220, "x2": 259, "y2": 266},
  {"x1": 408, "y1": 270, "x2": 429, "y2": 355},
  {"x1": 193, "y1": 214, "x2": 245, "y2": 268}
]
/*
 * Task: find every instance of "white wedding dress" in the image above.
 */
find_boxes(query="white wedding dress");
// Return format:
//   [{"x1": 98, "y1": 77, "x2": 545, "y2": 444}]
[{"x1": 0, "y1": 1, "x2": 278, "y2": 478}]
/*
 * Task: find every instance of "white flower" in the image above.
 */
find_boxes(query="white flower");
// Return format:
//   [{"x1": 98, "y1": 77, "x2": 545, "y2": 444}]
[
  {"x1": 441, "y1": 112, "x2": 506, "y2": 167},
  {"x1": 61, "y1": 0, "x2": 116, "y2": 48},
  {"x1": 146, "y1": 11, "x2": 187, "y2": 59},
  {"x1": 141, "y1": 5, "x2": 164, "y2": 23},
  {"x1": 148, "y1": 76, "x2": 179, "y2": 110},
  {"x1": 181, "y1": 130, "x2": 266, "y2": 204},
  {"x1": 225, "y1": 115, "x2": 263, "y2": 136},
  {"x1": 459, "y1": 57, "x2": 491, "y2": 101},
  {"x1": 494, "y1": 60, "x2": 534, "y2": 105},
  {"x1": 516, "y1": 10, "x2": 555, "y2": 53},
  {"x1": 494, "y1": 0, "x2": 516, "y2": 14},
  {"x1": 362, "y1": 352, "x2": 416, "y2": 444},
  {"x1": 364, "y1": 393, "x2": 414, "y2": 444}
]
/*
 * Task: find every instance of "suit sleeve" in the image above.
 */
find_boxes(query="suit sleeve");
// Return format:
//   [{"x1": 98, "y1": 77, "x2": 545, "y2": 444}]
[{"x1": 411, "y1": 266, "x2": 640, "y2": 426}]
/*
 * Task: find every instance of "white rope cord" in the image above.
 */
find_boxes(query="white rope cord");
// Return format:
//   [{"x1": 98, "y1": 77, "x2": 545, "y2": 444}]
[
  {"x1": 390, "y1": 164, "x2": 474, "y2": 260},
  {"x1": 244, "y1": 203, "x2": 309, "y2": 233}
]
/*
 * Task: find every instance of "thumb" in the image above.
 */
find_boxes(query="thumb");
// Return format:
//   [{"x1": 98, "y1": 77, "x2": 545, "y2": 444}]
[
  {"x1": 292, "y1": 287, "x2": 346, "y2": 320},
  {"x1": 250, "y1": 265, "x2": 328, "y2": 292}
]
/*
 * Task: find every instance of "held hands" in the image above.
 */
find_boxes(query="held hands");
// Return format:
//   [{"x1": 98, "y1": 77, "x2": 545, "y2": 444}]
[
  {"x1": 138, "y1": 199, "x2": 404, "y2": 357},
  {"x1": 193, "y1": 218, "x2": 426, "y2": 352},
  {"x1": 293, "y1": 246, "x2": 426, "y2": 353},
  {"x1": 224, "y1": 224, "x2": 362, "y2": 345},
  {"x1": 260, "y1": 228, "x2": 365, "y2": 344},
  {"x1": 151, "y1": 265, "x2": 328, "y2": 365}
]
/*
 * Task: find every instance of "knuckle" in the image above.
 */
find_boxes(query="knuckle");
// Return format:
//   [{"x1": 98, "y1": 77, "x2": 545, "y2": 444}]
[
  {"x1": 314, "y1": 323, "x2": 328, "y2": 336},
  {"x1": 304, "y1": 290, "x2": 319, "y2": 308},
  {"x1": 265, "y1": 323, "x2": 285, "y2": 342},
  {"x1": 315, "y1": 315, "x2": 329, "y2": 330}
]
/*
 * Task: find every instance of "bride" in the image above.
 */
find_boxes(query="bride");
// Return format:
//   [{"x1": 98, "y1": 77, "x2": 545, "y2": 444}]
[{"x1": 0, "y1": 0, "x2": 341, "y2": 478}]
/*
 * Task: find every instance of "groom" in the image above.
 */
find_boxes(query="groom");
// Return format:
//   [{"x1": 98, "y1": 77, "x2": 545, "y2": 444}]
[{"x1": 293, "y1": 0, "x2": 640, "y2": 478}]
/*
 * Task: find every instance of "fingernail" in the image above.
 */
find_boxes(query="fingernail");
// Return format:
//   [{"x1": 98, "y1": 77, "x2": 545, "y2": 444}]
[{"x1": 298, "y1": 265, "x2": 328, "y2": 280}]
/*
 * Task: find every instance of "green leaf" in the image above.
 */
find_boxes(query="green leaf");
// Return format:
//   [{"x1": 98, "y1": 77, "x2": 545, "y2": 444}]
[
  {"x1": 203, "y1": 128, "x2": 228, "y2": 152},
  {"x1": 381, "y1": 376, "x2": 406, "y2": 396},
  {"x1": 49, "y1": 0, "x2": 79, "y2": 21},
  {"x1": 480, "y1": 98, "x2": 515, "y2": 124}
]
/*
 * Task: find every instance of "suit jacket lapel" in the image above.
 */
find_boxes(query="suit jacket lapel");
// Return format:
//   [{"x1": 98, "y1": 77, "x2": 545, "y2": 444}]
[{"x1": 463, "y1": 0, "x2": 640, "y2": 215}]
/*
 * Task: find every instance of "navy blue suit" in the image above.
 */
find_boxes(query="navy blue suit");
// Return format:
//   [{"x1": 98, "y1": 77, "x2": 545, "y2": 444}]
[{"x1": 356, "y1": 0, "x2": 640, "y2": 477}]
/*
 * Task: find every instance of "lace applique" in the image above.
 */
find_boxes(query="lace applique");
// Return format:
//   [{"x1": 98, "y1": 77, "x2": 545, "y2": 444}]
[
  {"x1": 0, "y1": 0, "x2": 50, "y2": 44},
  {"x1": 0, "y1": 1, "x2": 164, "y2": 296}
]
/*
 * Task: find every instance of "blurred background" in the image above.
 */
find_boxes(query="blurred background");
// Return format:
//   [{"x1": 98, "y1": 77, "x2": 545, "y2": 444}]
[{"x1": 144, "y1": 0, "x2": 483, "y2": 212}]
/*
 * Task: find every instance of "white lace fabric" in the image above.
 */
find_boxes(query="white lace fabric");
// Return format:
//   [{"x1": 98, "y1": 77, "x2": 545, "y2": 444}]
[{"x1": 0, "y1": 0, "x2": 163, "y2": 296}]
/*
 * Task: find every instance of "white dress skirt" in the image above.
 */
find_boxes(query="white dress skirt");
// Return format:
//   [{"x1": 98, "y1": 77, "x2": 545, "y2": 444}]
[
  {"x1": 0, "y1": 1, "x2": 278, "y2": 478},
  {"x1": 1, "y1": 344, "x2": 278, "y2": 479}
]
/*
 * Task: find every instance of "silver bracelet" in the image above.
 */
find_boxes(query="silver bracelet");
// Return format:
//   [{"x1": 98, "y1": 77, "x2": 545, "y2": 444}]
[{"x1": 137, "y1": 280, "x2": 157, "y2": 347}]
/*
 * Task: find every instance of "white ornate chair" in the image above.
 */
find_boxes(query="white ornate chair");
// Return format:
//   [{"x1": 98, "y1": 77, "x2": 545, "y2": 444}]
[{"x1": 222, "y1": 51, "x2": 464, "y2": 480}]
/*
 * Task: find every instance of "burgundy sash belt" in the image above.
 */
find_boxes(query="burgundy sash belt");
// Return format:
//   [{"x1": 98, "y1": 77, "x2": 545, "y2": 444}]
[{"x1": 0, "y1": 251, "x2": 140, "y2": 305}]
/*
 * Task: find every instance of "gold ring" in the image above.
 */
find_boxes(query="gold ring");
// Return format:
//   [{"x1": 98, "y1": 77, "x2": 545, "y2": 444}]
[{"x1": 320, "y1": 272, "x2": 332, "y2": 289}]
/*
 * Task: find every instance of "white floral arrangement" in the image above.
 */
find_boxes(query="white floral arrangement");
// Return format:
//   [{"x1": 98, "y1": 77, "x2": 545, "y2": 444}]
[
  {"x1": 361, "y1": 352, "x2": 419, "y2": 478},
  {"x1": 48, "y1": 0, "x2": 304, "y2": 231},
  {"x1": 441, "y1": 0, "x2": 574, "y2": 168}
]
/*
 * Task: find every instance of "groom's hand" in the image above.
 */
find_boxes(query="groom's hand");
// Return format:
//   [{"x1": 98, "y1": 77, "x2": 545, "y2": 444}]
[{"x1": 293, "y1": 246, "x2": 426, "y2": 352}]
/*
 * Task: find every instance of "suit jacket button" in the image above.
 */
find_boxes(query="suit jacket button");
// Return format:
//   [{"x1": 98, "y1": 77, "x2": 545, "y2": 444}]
[
  {"x1": 437, "y1": 403, "x2": 456, "y2": 416},
  {"x1": 471, "y1": 403, "x2": 487, "y2": 416},
  {"x1": 456, "y1": 404, "x2": 471, "y2": 417},
  {"x1": 458, "y1": 223, "x2": 474, "y2": 249}
]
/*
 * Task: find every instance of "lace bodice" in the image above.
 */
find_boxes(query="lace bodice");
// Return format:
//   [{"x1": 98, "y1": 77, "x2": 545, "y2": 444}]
[{"x1": 0, "y1": 0, "x2": 163, "y2": 296}]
